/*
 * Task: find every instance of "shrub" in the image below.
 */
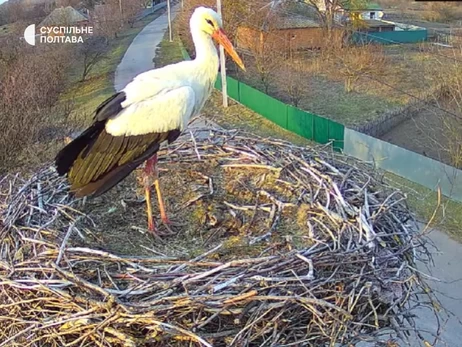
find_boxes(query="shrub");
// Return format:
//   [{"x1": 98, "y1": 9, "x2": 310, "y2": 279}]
[{"x1": 0, "y1": 40, "x2": 73, "y2": 172}]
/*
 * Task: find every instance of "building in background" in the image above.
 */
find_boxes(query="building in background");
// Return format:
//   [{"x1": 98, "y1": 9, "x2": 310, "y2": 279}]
[
  {"x1": 237, "y1": 13, "x2": 343, "y2": 53},
  {"x1": 336, "y1": 2, "x2": 384, "y2": 22}
]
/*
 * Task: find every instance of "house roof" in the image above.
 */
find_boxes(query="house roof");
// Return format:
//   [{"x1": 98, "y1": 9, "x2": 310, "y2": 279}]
[
  {"x1": 39, "y1": 6, "x2": 88, "y2": 27},
  {"x1": 273, "y1": 15, "x2": 320, "y2": 30},
  {"x1": 342, "y1": 2, "x2": 382, "y2": 11}
]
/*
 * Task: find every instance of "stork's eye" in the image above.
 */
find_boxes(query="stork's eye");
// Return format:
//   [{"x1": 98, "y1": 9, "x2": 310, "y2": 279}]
[{"x1": 206, "y1": 19, "x2": 214, "y2": 27}]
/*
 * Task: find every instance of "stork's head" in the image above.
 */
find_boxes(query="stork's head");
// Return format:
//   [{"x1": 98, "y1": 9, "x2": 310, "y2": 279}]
[{"x1": 191, "y1": 7, "x2": 245, "y2": 71}]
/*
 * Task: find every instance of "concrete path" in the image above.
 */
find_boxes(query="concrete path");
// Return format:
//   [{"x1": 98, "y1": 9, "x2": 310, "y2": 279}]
[
  {"x1": 114, "y1": 4, "x2": 179, "y2": 91},
  {"x1": 412, "y1": 229, "x2": 462, "y2": 346},
  {"x1": 113, "y1": 6, "x2": 462, "y2": 347}
]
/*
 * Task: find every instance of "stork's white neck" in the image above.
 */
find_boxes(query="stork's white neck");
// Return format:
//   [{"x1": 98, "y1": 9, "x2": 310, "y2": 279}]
[{"x1": 190, "y1": 26, "x2": 219, "y2": 80}]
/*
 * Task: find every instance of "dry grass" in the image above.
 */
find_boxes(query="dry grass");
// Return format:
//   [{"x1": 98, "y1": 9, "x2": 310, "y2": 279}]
[
  {"x1": 422, "y1": 3, "x2": 462, "y2": 23},
  {"x1": 0, "y1": 42, "x2": 73, "y2": 173},
  {"x1": 0, "y1": 129, "x2": 440, "y2": 346}
]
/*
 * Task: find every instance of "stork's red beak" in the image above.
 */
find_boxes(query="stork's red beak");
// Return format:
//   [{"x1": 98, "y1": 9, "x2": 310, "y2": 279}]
[{"x1": 212, "y1": 29, "x2": 246, "y2": 71}]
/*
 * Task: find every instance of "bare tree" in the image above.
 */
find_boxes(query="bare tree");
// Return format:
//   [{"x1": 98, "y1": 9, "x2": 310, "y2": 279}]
[
  {"x1": 248, "y1": 33, "x2": 284, "y2": 94},
  {"x1": 94, "y1": 0, "x2": 123, "y2": 39},
  {"x1": 56, "y1": 0, "x2": 81, "y2": 8},
  {"x1": 81, "y1": 0, "x2": 98, "y2": 10},
  {"x1": 123, "y1": 0, "x2": 143, "y2": 28},
  {"x1": 78, "y1": 36, "x2": 109, "y2": 82},
  {"x1": 176, "y1": 0, "x2": 262, "y2": 56},
  {"x1": 279, "y1": 53, "x2": 307, "y2": 107},
  {"x1": 5, "y1": 0, "x2": 25, "y2": 23},
  {"x1": 336, "y1": 44, "x2": 385, "y2": 93},
  {"x1": 416, "y1": 49, "x2": 462, "y2": 168},
  {"x1": 0, "y1": 5, "x2": 8, "y2": 26}
]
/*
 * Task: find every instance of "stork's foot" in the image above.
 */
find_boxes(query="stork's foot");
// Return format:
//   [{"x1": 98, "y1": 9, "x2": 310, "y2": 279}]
[
  {"x1": 146, "y1": 214, "x2": 177, "y2": 237},
  {"x1": 148, "y1": 219, "x2": 156, "y2": 234},
  {"x1": 159, "y1": 217, "x2": 179, "y2": 235},
  {"x1": 148, "y1": 224, "x2": 176, "y2": 237},
  {"x1": 161, "y1": 213, "x2": 172, "y2": 226}
]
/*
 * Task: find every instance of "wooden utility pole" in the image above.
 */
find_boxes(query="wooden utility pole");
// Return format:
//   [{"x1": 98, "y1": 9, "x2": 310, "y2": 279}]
[
  {"x1": 167, "y1": 0, "x2": 173, "y2": 42},
  {"x1": 217, "y1": 0, "x2": 228, "y2": 107}
]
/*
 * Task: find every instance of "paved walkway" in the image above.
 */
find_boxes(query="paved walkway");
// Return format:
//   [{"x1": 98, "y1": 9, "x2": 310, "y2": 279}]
[
  {"x1": 113, "y1": 7, "x2": 462, "y2": 347},
  {"x1": 413, "y1": 229, "x2": 462, "y2": 346},
  {"x1": 114, "y1": 4, "x2": 179, "y2": 91}
]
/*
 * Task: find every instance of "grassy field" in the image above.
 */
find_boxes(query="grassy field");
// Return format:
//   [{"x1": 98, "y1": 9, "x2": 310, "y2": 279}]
[
  {"x1": 235, "y1": 43, "x2": 442, "y2": 127},
  {"x1": 154, "y1": 32, "x2": 462, "y2": 242}
]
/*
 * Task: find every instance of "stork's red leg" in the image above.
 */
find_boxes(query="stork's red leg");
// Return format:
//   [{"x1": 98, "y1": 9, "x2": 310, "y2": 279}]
[
  {"x1": 144, "y1": 156, "x2": 157, "y2": 233},
  {"x1": 154, "y1": 176, "x2": 170, "y2": 225},
  {"x1": 144, "y1": 154, "x2": 173, "y2": 235},
  {"x1": 150, "y1": 155, "x2": 171, "y2": 226}
]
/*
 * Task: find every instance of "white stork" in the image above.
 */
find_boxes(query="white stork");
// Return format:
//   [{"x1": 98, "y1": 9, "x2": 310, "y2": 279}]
[{"x1": 55, "y1": 7, "x2": 245, "y2": 234}]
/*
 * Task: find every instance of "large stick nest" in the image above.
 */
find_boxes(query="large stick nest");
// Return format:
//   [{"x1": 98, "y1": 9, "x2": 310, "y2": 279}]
[{"x1": 0, "y1": 128, "x2": 437, "y2": 346}]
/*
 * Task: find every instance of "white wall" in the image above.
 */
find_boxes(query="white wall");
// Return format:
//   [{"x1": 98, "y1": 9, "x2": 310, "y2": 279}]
[{"x1": 359, "y1": 11, "x2": 384, "y2": 20}]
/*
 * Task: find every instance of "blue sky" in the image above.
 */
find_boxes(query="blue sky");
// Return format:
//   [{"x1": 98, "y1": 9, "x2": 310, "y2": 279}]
[{"x1": 0, "y1": 0, "x2": 7, "y2": 4}]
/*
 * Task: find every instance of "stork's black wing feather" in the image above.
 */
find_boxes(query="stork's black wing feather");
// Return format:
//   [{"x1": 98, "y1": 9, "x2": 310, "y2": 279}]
[
  {"x1": 94, "y1": 92, "x2": 127, "y2": 121},
  {"x1": 55, "y1": 92, "x2": 181, "y2": 198}
]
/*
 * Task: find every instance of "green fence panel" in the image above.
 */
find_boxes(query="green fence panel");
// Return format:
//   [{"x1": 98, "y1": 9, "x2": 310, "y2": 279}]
[
  {"x1": 226, "y1": 77, "x2": 239, "y2": 101},
  {"x1": 214, "y1": 74, "x2": 222, "y2": 91},
  {"x1": 287, "y1": 106, "x2": 314, "y2": 140},
  {"x1": 214, "y1": 76, "x2": 239, "y2": 100},
  {"x1": 239, "y1": 83, "x2": 288, "y2": 128},
  {"x1": 313, "y1": 115, "x2": 329, "y2": 144},
  {"x1": 328, "y1": 120, "x2": 345, "y2": 152},
  {"x1": 352, "y1": 30, "x2": 427, "y2": 44}
]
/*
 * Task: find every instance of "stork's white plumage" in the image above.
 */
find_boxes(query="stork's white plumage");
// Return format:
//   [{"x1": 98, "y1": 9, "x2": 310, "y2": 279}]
[{"x1": 55, "y1": 7, "x2": 245, "y2": 234}]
